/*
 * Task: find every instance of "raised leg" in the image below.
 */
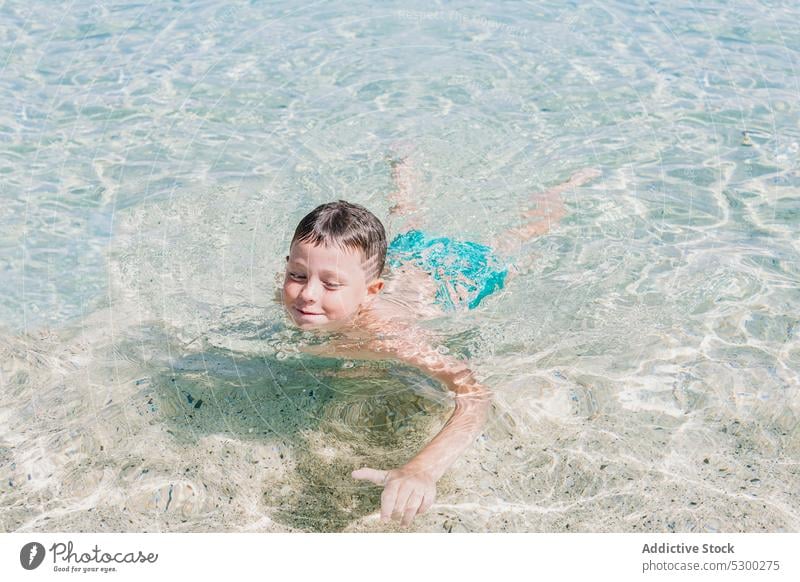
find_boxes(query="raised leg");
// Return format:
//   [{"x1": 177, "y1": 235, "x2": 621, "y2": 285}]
[
  {"x1": 493, "y1": 168, "x2": 601, "y2": 257},
  {"x1": 386, "y1": 142, "x2": 425, "y2": 232}
]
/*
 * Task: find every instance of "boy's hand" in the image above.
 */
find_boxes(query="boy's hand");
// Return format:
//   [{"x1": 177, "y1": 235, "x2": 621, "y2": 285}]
[{"x1": 352, "y1": 465, "x2": 436, "y2": 527}]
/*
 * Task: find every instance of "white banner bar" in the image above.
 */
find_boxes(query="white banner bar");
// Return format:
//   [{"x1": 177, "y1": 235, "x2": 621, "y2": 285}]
[{"x1": 2, "y1": 533, "x2": 797, "y2": 581}]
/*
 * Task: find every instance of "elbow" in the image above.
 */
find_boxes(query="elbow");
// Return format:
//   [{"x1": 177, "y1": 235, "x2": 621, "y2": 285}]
[
  {"x1": 475, "y1": 384, "x2": 493, "y2": 409},
  {"x1": 477, "y1": 388, "x2": 493, "y2": 419},
  {"x1": 453, "y1": 384, "x2": 493, "y2": 421},
  {"x1": 448, "y1": 372, "x2": 492, "y2": 399}
]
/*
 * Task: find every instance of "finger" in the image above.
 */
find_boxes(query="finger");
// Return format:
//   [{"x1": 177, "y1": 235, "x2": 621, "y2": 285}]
[
  {"x1": 391, "y1": 486, "x2": 413, "y2": 522},
  {"x1": 351, "y1": 467, "x2": 388, "y2": 486},
  {"x1": 401, "y1": 492, "x2": 424, "y2": 526},
  {"x1": 380, "y1": 484, "x2": 399, "y2": 522},
  {"x1": 417, "y1": 491, "x2": 435, "y2": 515}
]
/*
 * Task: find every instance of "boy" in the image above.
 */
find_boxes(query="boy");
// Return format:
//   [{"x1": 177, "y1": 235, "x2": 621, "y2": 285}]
[{"x1": 281, "y1": 155, "x2": 599, "y2": 527}]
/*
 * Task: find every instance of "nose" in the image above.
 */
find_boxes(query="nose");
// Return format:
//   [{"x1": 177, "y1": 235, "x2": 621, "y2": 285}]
[{"x1": 298, "y1": 279, "x2": 322, "y2": 303}]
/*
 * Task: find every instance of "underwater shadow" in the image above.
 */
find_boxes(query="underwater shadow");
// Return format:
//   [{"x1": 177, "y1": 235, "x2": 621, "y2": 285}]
[{"x1": 150, "y1": 344, "x2": 448, "y2": 532}]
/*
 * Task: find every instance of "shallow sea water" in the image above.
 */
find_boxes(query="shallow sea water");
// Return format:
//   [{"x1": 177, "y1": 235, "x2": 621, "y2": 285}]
[{"x1": 1, "y1": 1, "x2": 799, "y2": 532}]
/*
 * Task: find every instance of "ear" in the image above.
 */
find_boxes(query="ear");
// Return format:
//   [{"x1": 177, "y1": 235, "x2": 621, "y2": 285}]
[{"x1": 366, "y1": 278, "x2": 385, "y2": 296}]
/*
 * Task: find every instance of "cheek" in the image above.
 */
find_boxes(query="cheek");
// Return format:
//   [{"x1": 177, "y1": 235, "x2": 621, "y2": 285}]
[
  {"x1": 283, "y1": 281, "x2": 298, "y2": 300},
  {"x1": 327, "y1": 288, "x2": 360, "y2": 313}
]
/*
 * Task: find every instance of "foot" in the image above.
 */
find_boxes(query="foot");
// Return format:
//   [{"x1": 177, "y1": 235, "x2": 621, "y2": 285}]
[
  {"x1": 566, "y1": 167, "x2": 601, "y2": 187},
  {"x1": 387, "y1": 142, "x2": 422, "y2": 220},
  {"x1": 520, "y1": 167, "x2": 599, "y2": 219},
  {"x1": 386, "y1": 139, "x2": 419, "y2": 163},
  {"x1": 543, "y1": 167, "x2": 602, "y2": 196}
]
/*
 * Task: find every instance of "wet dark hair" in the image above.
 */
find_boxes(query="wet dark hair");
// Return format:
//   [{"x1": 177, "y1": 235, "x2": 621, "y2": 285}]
[{"x1": 289, "y1": 200, "x2": 387, "y2": 282}]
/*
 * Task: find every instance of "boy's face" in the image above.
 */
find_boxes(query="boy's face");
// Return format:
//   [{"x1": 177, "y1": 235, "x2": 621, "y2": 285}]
[{"x1": 282, "y1": 240, "x2": 384, "y2": 330}]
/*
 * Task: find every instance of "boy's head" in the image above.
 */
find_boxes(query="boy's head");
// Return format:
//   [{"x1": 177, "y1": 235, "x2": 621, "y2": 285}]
[{"x1": 282, "y1": 200, "x2": 387, "y2": 330}]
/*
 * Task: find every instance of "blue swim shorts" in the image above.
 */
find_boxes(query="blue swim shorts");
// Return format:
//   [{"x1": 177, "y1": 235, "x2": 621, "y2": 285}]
[{"x1": 386, "y1": 229, "x2": 511, "y2": 312}]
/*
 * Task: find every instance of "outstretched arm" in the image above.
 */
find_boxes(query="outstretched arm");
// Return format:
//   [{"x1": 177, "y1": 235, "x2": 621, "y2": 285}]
[{"x1": 351, "y1": 334, "x2": 492, "y2": 526}]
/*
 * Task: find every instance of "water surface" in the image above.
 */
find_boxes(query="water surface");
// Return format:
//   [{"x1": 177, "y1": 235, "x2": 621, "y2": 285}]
[{"x1": 1, "y1": 0, "x2": 798, "y2": 532}]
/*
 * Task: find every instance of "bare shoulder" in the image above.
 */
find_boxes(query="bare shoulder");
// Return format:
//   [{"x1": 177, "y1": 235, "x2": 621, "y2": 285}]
[
  {"x1": 297, "y1": 309, "x2": 431, "y2": 363},
  {"x1": 375, "y1": 263, "x2": 445, "y2": 320},
  {"x1": 349, "y1": 313, "x2": 443, "y2": 363},
  {"x1": 291, "y1": 309, "x2": 411, "y2": 361},
  {"x1": 295, "y1": 311, "x2": 478, "y2": 393}
]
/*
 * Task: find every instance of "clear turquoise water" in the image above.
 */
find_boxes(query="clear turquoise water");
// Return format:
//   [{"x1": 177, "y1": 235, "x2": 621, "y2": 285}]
[{"x1": 1, "y1": 1, "x2": 798, "y2": 532}]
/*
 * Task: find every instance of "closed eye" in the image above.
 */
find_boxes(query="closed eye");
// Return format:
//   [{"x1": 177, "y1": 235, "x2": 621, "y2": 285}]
[{"x1": 289, "y1": 273, "x2": 341, "y2": 288}]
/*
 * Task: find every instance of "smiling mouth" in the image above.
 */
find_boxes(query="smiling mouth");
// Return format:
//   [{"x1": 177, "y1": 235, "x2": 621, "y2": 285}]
[{"x1": 295, "y1": 307, "x2": 324, "y2": 316}]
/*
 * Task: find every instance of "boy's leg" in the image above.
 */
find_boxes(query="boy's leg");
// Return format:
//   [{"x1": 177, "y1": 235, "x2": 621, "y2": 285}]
[
  {"x1": 493, "y1": 168, "x2": 601, "y2": 257},
  {"x1": 384, "y1": 143, "x2": 450, "y2": 317},
  {"x1": 386, "y1": 142, "x2": 424, "y2": 231}
]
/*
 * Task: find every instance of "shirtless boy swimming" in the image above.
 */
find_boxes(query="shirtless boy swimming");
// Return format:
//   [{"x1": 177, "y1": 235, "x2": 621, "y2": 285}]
[{"x1": 280, "y1": 154, "x2": 599, "y2": 526}]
